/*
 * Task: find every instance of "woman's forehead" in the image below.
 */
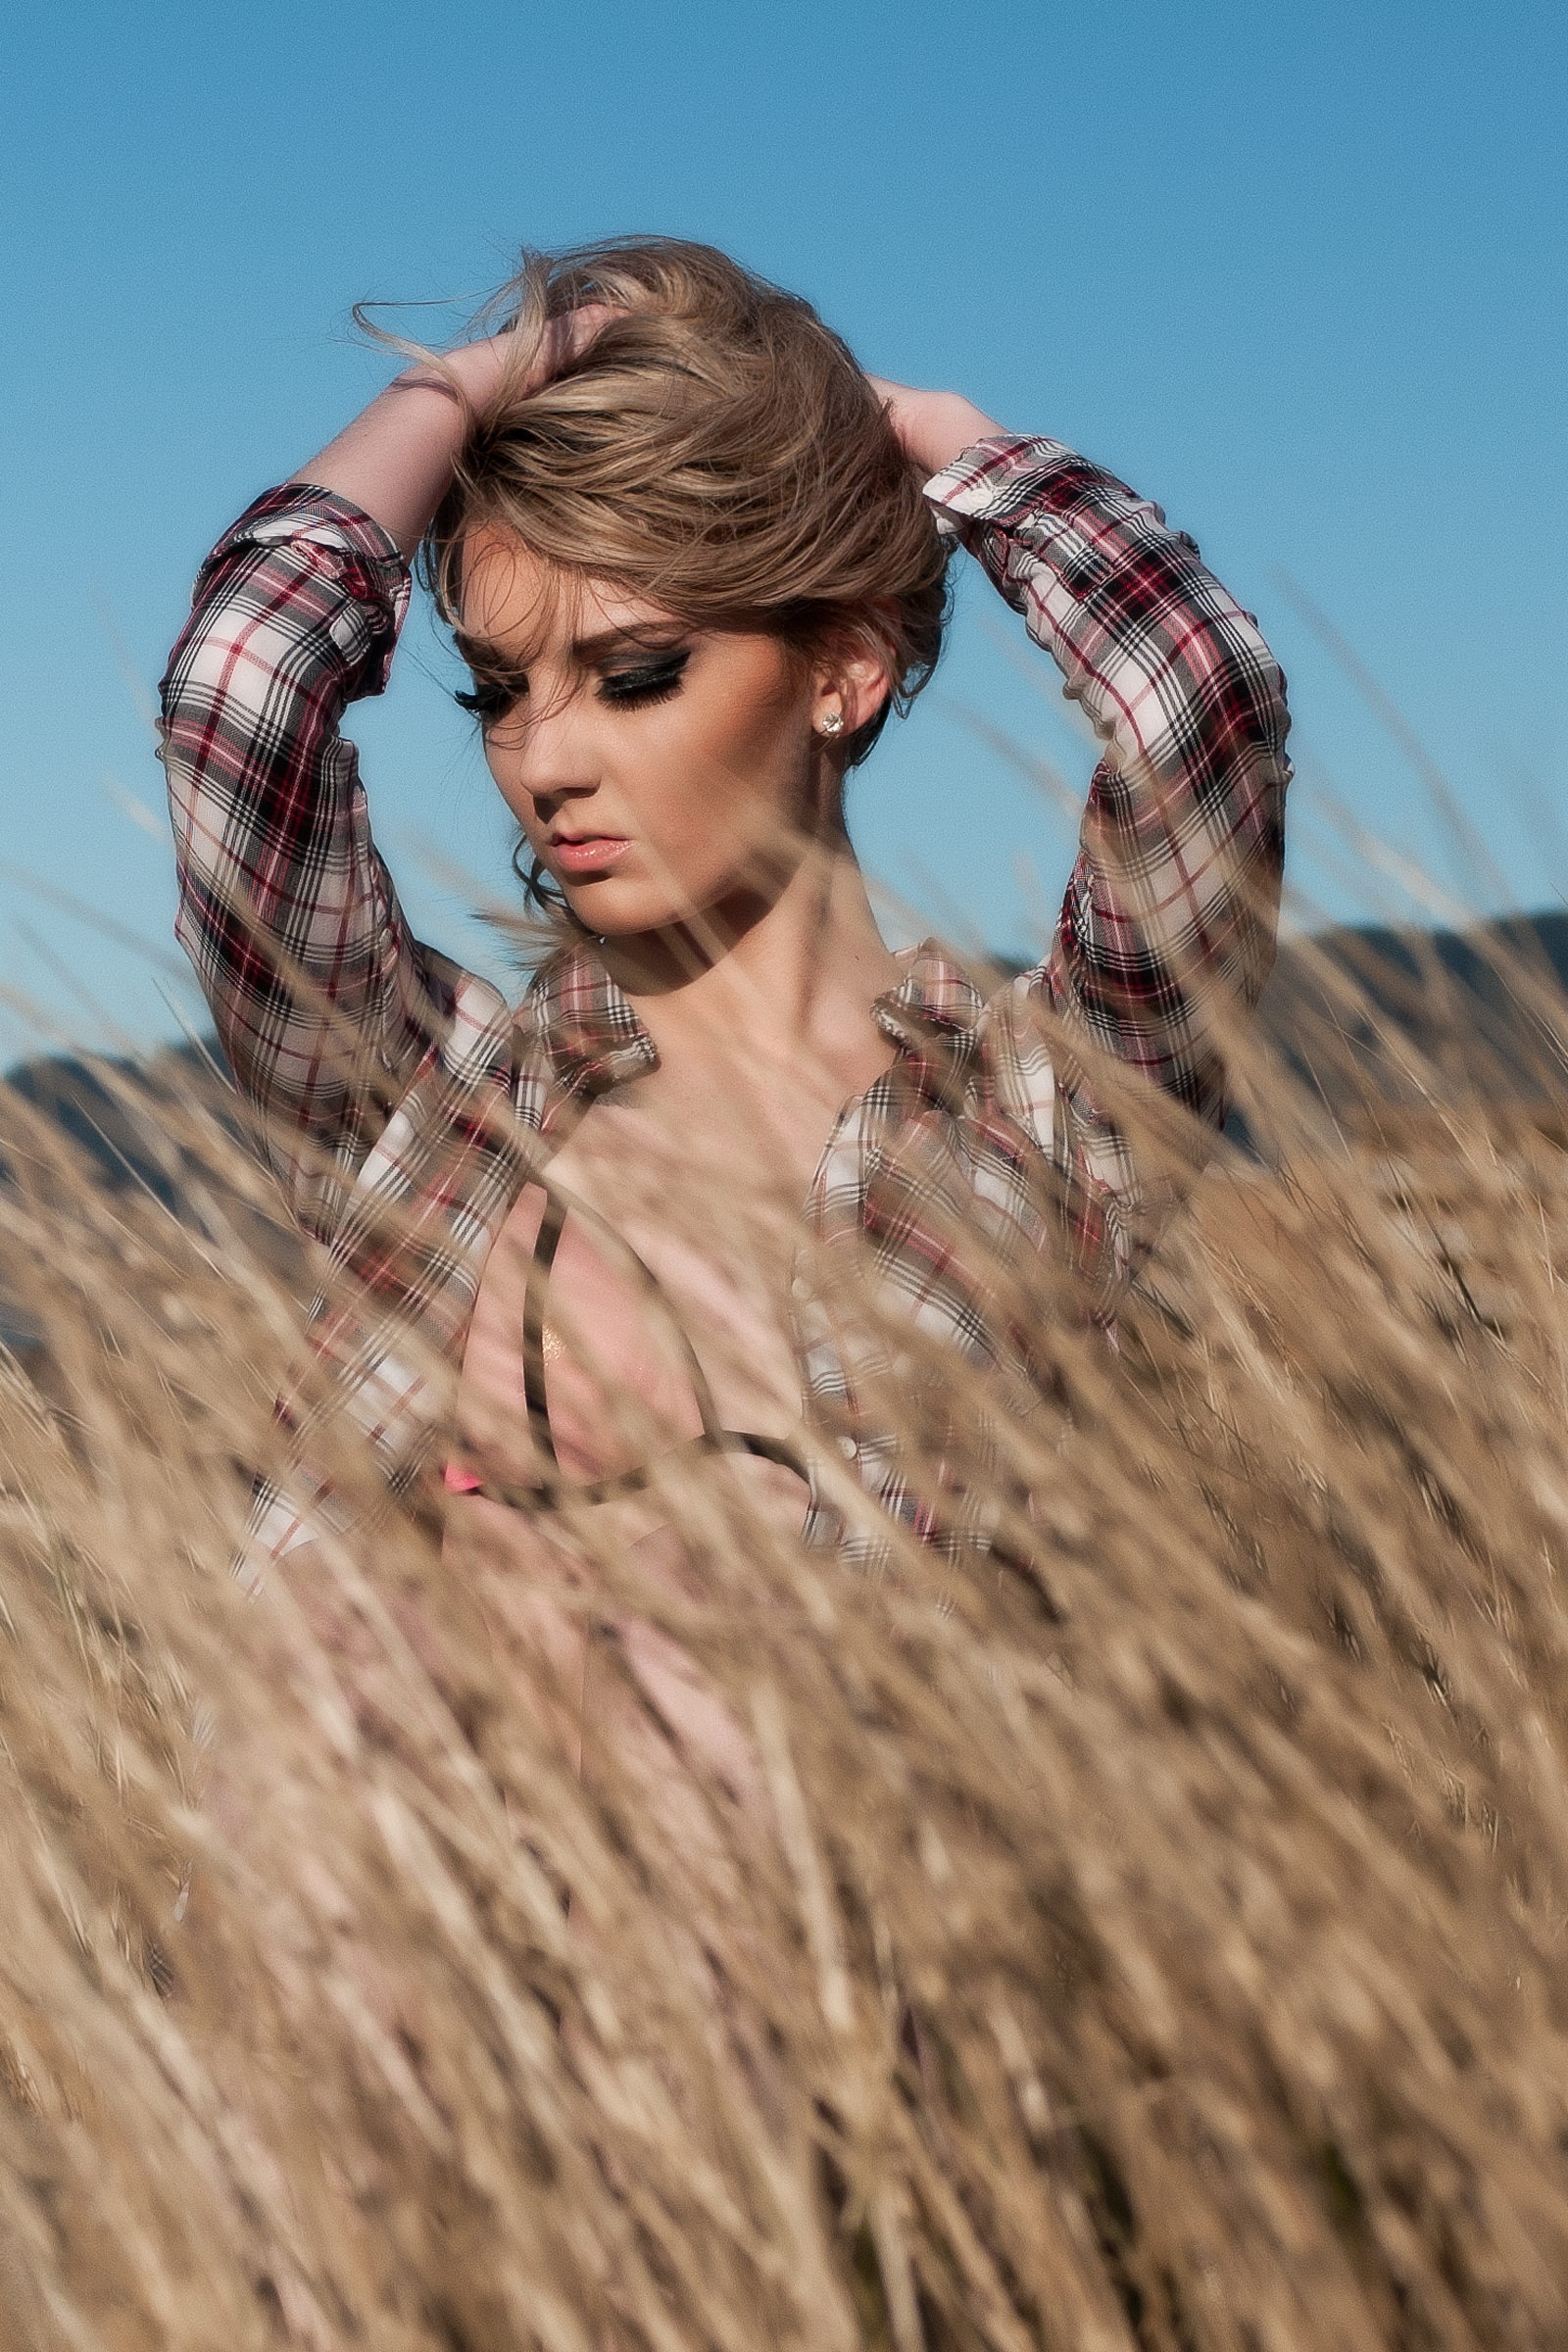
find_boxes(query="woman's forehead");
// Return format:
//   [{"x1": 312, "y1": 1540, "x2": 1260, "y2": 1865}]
[{"x1": 458, "y1": 526, "x2": 679, "y2": 661}]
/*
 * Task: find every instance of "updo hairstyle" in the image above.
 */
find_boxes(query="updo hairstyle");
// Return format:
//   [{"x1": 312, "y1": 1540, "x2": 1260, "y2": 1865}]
[{"x1": 421, "y1": 238, "x2": 953, "y2": 773}]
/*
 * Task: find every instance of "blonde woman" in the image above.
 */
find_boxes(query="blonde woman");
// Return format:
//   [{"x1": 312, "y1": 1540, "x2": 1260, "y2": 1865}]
[{"x1": 160, "y1": 238, "x2": 1290, "y2": 1604}]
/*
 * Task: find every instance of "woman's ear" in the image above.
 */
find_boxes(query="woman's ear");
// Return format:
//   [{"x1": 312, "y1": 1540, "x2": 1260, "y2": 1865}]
[{"x1": 815, "y1": 643, "x2": 894, "y2": 740}]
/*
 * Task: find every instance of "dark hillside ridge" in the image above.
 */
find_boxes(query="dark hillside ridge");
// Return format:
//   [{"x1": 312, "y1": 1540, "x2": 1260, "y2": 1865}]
[
  {"x1": 1256, "y1": 908, "x2": 1568, "y2": 1114},
  {"x1": 11, "y1": 910, "x2": 1568, "y2": 1172},
  {"x1": 3, "y1": 1038, "x2": 229, "y2": 1209},
  {"x1": 0, "y1": 1037, "x2": 305, "y2": 1353},
  {"x1": 5, "y1": 907, "x2": 1567, "y2": 1344}
]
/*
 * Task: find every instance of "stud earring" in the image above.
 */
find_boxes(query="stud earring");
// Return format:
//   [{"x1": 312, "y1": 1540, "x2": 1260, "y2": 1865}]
[{"x1": 817, "y1": 708, "x2": 845, "y2": 738}]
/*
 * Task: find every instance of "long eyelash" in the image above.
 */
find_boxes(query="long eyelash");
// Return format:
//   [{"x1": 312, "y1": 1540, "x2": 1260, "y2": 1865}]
[
  {"x1": 454, "y1": 680, "x2": 522, "y2": 721},
  {"x1": 454, "y1": 652, "x2": 690, "y2": 722},
  {"x1": 598, "y1": 653, "x2": 690, "y2": 708}
]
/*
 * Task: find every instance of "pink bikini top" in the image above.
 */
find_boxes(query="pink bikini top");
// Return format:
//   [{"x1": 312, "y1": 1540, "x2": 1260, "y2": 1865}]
[{"x1": 445, "y1": 1190, "x2": 808, "y2": 1514}]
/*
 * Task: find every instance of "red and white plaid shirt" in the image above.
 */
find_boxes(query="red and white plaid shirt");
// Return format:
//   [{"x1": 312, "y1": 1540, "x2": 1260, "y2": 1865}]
[{"x1": 160, "y1": 436, "x2": 1290, "y2": 1562}]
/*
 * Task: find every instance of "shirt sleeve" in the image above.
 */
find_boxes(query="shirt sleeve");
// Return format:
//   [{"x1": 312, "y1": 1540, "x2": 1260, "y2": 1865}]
[
  {"x1": 925, "y1": 435, "x2": 1291, "y2": 1262},
  {"x1": 159, "y1": 484, "x2": 456, "y2": 1244}
]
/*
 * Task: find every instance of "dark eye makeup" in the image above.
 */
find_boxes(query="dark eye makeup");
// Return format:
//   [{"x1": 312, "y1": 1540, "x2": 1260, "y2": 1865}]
[
  {"x1": 454, "y1": 647, "x2": 692, "y2": 724},
  {"x1": 453, "y1": 678, "x2": 520, "y2": 720},
  {"x1": 596, "y1": 650, "x2": 691, "y2": 707}
]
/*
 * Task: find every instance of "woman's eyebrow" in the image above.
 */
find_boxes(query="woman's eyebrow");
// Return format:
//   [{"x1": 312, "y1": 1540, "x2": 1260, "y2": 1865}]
[
  {"x1": 453, "y1": 623, "x2": 687, "y2": 669},
  {"x1": 452, "y1": 630, "x2": 520, "y2": 671},
  {"x1": 572, "y1": 623, "x2": 688, "y2": 662}
]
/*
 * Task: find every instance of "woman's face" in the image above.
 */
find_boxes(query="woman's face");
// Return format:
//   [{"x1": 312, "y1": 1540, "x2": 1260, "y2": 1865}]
[{"x1": 458, "y1": 528, "x2": 847, "y2": 940}]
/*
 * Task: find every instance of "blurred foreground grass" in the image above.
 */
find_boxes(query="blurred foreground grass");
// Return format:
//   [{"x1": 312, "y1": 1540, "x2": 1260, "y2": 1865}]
[{"x1": 5, "y1": 916, "x2": 1568, "y2": 2348}]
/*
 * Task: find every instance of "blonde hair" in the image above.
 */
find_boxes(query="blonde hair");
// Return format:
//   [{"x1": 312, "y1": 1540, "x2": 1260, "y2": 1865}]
[{"x1": 422, "y1": 238, "x2": 952, "y2": 779}]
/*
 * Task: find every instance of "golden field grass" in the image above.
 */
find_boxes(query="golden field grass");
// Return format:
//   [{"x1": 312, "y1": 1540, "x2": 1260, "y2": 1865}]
[{"x1": 5, "y1": 925, "x2": 1568, "y2": 2350}]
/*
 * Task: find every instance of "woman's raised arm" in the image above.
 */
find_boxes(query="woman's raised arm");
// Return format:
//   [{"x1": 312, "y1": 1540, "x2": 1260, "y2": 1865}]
[
  {"x1": 161, "y1": 469, "x2": 436, "y2": 1244},
  {"x1": 873, "y1": 376, "x2": 1291, "y2": 1266},
  {"x1": 158, "y1": 317, "x2": 612, "y2": 1244},
  {"x1": 291, "y1": 310, "x2": 616, "y2": 555}
]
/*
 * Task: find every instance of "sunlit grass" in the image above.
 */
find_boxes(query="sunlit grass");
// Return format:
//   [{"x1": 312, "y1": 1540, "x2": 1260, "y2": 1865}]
[{"x1": 5, "y1": 913, "x2": 1568, "y2": 2348}]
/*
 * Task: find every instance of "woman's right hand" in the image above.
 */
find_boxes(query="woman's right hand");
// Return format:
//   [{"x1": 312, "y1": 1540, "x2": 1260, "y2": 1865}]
[
  {"x1": 291, "y1": 305, "x2": 621, "y2": 559},
  {"x1": 413, "y1": 302, "x2": 624, "y2": 413}
]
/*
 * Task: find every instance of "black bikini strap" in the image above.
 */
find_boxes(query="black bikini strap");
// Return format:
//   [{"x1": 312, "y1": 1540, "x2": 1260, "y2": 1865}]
[
  {"x1": 522, "y1": 1192, "x2": 568, "y2": 1466},
  {"x1": 477, "y1": 1425, "x2": 810, "y2": 1517},
  {"x1": 510, "y1": 1186, "x2": 808, "y2": 1510},
  {"x1": 523, "y1": 1184, "x2": 730, "y2": 1449}
]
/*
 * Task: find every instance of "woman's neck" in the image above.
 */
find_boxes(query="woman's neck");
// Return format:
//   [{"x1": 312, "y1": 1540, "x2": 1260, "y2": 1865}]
[{"x1": 595, "y1": 835, "x2": 903, "y2": 1102}]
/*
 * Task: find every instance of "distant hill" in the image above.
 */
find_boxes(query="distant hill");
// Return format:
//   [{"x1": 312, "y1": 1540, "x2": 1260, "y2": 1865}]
[
  {"x1": 0, "y1": 1036, "x2": 303, "y2": 1353},
  {"x1": 5, "y1": 909, "x2": 1567, "y2": 1349},
  {"x1": 1255, "y1": 908, "x2": 1568, "y2": 1115},
  {"x1": 3, "y1": 1036, "x2": 231, "y2": 1209}
]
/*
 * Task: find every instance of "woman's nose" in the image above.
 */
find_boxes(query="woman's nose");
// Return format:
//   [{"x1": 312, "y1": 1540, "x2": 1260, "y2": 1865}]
[
  {"x1": 526, "y1": 769, "x2": 597, "y2": 819},
  {"x1": 504, "y1": 690, "x2": 600, "y2": 812}
]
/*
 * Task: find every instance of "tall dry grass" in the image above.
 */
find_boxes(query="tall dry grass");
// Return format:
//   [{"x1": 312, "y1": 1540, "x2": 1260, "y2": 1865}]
[{"x1": 5, "y1": 921, "x2": 1568, "y2": 2350}]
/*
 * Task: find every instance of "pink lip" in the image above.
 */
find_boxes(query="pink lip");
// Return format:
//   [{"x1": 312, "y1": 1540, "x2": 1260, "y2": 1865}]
[{"x1": 551, "y1": 834, "x2": 631, "y2": 875}]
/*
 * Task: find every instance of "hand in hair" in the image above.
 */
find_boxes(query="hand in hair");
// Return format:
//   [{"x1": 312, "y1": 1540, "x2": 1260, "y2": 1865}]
[
  {"x1": 289, "y1": 305, "x2": 621, "y2": 559},
  {"x1": 418, "y1": 303, "x2": 624, "y2": 410},
  {"x1": 862, "y1": 375, "x2": 1004, "y2": 479}
]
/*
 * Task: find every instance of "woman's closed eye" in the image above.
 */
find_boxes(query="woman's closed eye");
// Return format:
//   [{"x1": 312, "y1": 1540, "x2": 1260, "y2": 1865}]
[
  {"x1": 597, "y1": 649, "x2": 690, "y2": 709},
  {"x1": 455, "y1": 675, "x2": 522, "y2": 722},
  {"x1": 455, "y1": 649, "x2": 690, "y2": 723}
]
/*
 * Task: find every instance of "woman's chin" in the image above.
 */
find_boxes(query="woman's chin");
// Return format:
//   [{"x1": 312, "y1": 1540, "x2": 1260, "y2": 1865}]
[
  {"x1": 562, "y1": 882, "x2": 689, "y2": 941},
  {"x1": 561, "y1": 871, "x2": 735, "y2": 941}
]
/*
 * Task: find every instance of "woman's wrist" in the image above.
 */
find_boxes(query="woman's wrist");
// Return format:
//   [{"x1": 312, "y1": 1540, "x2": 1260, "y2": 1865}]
[
  {"x1": 906, "y1": 392, "x2": 1006, "y2": 476},
  {"x1": 395, "y1": 334, "x2": 511, "y2": 410},
  {"x1": 289, "y1": 339, "x2": 512, "y2": 558},
  {"x1": 864, "y1": 379, "x2": 1006, "y2": 478}
]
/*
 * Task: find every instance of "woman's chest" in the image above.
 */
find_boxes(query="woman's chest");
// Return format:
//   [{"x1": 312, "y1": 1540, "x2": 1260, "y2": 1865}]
[{"x1": 459, "y1": 1097, "x2": 809, "y2": 1493}]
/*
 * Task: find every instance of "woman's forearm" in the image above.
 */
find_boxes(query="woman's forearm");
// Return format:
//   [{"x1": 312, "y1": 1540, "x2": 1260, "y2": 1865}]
[
  {"x1": 864, "y1": 379, "x2": 1005, "y2": 478},
  {"x1": 290, "y1": 341, "x2": 509, "y2": 560},
  {"x1": 291, "y1": 309, "x2": 619, "y2": 559}
]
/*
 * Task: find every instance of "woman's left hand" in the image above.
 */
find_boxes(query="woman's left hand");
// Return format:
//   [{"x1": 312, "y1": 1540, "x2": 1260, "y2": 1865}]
[{"x1": 863, "y1": 375, "x2": 1004, "y2": 477}]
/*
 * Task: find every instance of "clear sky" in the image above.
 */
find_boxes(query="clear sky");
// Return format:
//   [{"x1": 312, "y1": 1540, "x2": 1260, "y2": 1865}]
[{"x1": 2, "y1": 0, "x2": 1564, "y2": 1055}]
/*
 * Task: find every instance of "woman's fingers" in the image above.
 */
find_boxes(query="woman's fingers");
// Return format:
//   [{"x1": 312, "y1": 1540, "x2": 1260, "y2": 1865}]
[
  {"x1": 863, "y1": 375, "x2": 1005, "y2": 476},
  {"x1": 524, "y1": 302, "x2": 623, "y2": 395}
]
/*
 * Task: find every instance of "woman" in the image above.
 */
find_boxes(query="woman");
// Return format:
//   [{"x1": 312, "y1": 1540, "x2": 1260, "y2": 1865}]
[{"x1": 160, "y1": 238, "x2": 1290, "y2": 1588}]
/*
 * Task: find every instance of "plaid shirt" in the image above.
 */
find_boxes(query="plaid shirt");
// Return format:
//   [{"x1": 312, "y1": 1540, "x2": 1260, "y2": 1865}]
[{"x1": 160, "y1": 436, "x2": 1290, "y2": 1561}]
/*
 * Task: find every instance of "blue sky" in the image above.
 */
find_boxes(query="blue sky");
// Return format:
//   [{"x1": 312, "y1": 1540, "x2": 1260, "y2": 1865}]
[{"x1": 2, "y1": 0, "x2": 1564, "y2": 1054}]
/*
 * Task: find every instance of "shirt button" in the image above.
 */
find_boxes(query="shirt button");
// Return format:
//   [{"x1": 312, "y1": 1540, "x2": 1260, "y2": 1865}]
[
  {"x1": 791, "y1": 1276, "x2": 811, "y2": 1300},
  {"x1": 838, "y1": 1435, "x2": 858, "y2": 1457}
]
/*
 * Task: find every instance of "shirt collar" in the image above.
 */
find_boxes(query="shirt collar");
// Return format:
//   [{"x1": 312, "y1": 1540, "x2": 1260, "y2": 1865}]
[
  {"x1": 523, "y1": 936, "x2": 983, "y2": 1095},
  {"x1": 523, "y1": 940, "x2": 659, "y2": 1097},
  {"x1": 871, "y1": 942, "x2": 986, "y2": 1053}
]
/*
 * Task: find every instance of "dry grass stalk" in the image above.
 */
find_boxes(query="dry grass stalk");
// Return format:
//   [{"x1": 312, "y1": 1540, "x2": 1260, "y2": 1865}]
[{"x1": 4, "y1": 938, "x2": 1568, "y2": 2349}]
